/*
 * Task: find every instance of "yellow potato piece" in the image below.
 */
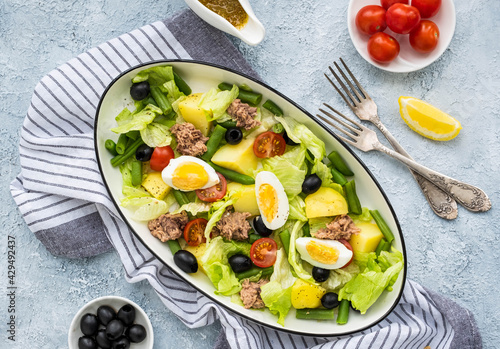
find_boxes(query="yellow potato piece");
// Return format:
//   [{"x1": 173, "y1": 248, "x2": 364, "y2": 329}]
[
  {"x1": 178, "y1": 93, "x2": 212, "y2": 136},
  {"x1": 141, "y1": 172, "x2": 171, "y2": 200},
  {"x1": 291, "y1": 279, "x2": 326, "y2": 309},
  {"x1": 226, "y1": 182, "x2": 260, "y2": 216},
  {"x1": 184, "y1": 244, "x2": 207, "y2": 273},
  {"x1": 211, "y1": 138, "x2": 260, "y2": 176},
  {"x1": 305, "y1": 187, "x2": 348, "y2": 218},
  {"x1": 349, "y1": 222, "x2": 384, "y2": 255}
]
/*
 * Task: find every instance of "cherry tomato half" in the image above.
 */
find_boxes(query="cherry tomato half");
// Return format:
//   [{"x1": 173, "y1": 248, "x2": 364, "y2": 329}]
[
  {"x1": 367, "y1": 32, "x2": 400, "y2": 63},
  {"x1": 149, "y1": 145, "x2": 174, "y2": 172},
  {"x1": 253, "y1": 132, "x2": 286, "y2": 159},
  {"x1": 355, "y1": 5, "x2": 387, "y2": 36},
  {"x1": 339, "y1": 239, "x2": 354, "y2": 269},
  {"x1": 409, "y1": 20, "x2": 440, "y2": 53},
  {"x1": 411, "y1": 0, "x2": 441, "y2": 18},
  {"x1": 183, "y1": 218, "x2": 208, "y2": 246},
  {"x1": 196, "y1": 172, "x2": 227, "y2": 202},
  {"x1": 250, "y1": 238, "x2": 277, "y2": 268},
  {"x1": 385, "y1": 3, "x2": 421, "y2": 34},
  {"x1": 380, "y1": 0, "x2": 408, "y2": 10}
]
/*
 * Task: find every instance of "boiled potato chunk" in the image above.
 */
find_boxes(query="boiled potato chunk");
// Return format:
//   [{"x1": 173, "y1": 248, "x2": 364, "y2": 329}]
[
  {"x1": 305, "y1": 187, "x2": 348, "y2": 218},
  {"x1": 349, "y1": 222, "x2": 384, "y2": 255},
  {"x1": 226, "y1": 182, "x2": 259, "y2": 216},
  {"x1": 211, "y1": 138, "x2": 260, "y2": 176},
  {"x1": 291, "y1": 279, "x2": 326, "y2": 309},
  {"x1": 184, "y1": 244, "x2": 207, "y2": 273},
  {"x1": 178, "y1": 93, "x2": 212, "y2": 136},
  {"x1": 142, "y1": 172, "x2": 171, "y2": 200}
]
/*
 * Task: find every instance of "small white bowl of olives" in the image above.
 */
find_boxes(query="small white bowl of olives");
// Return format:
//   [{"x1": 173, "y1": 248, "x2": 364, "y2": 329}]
[{"x1": 68, "y1": 296, "x2": 153, "y2": 349}]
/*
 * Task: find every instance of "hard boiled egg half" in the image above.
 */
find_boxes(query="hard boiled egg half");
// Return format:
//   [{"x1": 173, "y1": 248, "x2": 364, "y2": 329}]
[
  {"x1": 162, "y1": 156, "x2": 219, "y2": 191},
  {"x1": 296, "y1": 238, "x2": 353, "y2": 270},
  {"x1": 255, "y1": 171, "x2": 289, "y2": 230}
]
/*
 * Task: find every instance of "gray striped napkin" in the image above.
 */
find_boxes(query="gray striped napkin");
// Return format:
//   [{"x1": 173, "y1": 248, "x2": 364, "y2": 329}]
[{"x1": 10, "y1": 9, "x2": 481, "y2": 349}]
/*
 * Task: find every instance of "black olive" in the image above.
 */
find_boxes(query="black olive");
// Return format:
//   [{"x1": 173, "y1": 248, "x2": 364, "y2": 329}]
[
  {"x1": 321, "y1": 292, "x2": 340, "y2": 309},
  {"x1": 97, "y1": 305, "x2": 116, "y2": 326},
  {"x1": 135, "y1": 144, "x2": 154, "y2": 162},
  {"x1": 253, "y1": 216, "x2": 272, "y2": 237},
  {"x1": 130, "y1": 81, "x2": 150, "y2": 101},
  {"x1": 117, "y1": 304, "x2": 136, "y2": 326},
  {"x1": 95, "y1": 329, "x2": 113, "y2": 349},
  {"x1": 312, "y1": 266, "x2": 330, "y2": 283},
  {"x1": 283, "y1": 131, "x2": 298, "y2": 146},
  {"x1": 302, "y1": 174, "x2": 322, "y2": 194},
  {"x1": 228, "y1": 254, "x2": 252, "y2": 273},
  {"x1": 78, "y1": 336, "x2": 97, "y2": 349},
  {"x1": 225, "y1": 127, "x2": 243, "y2": 145},
  {"x1": 125, "y1": 324, "x2": 147, "y2": 343},
  {"x1": 174, "y1": 250, "x2": 198, "y2": 273},
  {"x1": 112, "y1": 336, "x2": 131, "y2": 349},
  {"x1": 80, "y1": 313, "x2": 99, "y2": 336},
  {"x1": 105, "y1": 319, "x2": 124, "y2": 341}
]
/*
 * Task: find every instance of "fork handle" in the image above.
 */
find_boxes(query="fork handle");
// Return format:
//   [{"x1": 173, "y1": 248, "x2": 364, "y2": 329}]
[
  {"x1": 372, "y1": 120, "x2": 458, "y2": 219},
  {"x1": 374, "y1": 143, "x2": 492, "y2": 212}
]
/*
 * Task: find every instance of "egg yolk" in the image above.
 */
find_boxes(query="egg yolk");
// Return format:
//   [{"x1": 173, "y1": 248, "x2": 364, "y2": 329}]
[
  {"x1": 171, "y1": 162, "x2": 209, "y2": 190},
  {"x1": 258, "y1": 183, "x2": 278, "y2": 222},
  {"x1": 305, "y1": 241, "x2": 339, "y2": 265}
]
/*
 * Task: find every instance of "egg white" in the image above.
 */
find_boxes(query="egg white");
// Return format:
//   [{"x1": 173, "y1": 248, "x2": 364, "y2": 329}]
[
  {"x1": 295, "y1": 237, "x2": 353, "y2": 270},
  {"x1": 254, "y1": 171, "x2": 289, "y2": 230},
  {"x1": 161, "y1": 156, "x2": 219, "y2": 191}
]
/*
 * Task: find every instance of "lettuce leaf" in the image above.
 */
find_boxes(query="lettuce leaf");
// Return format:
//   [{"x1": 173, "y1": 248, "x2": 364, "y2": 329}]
[
  {"x1": 350, "y1": 208, "x2": 373, "y2": 224},
  {"x1": 199, "y1": 85, "x2": 239, "y2": 120},
  {"x1": 261, "y1": 148, "x2": 306, "y2": 198},
  {"x1": 288, "y1": 196, "x2": 308, "y2": 222},
  {"x1": 172, "y1": 201, "x2": 211, "y2": 216},
  {"x1": 321, "y1": 263, "x2": 360, "y2": 293},
  {"x1": 111, "y1": 105, "x2": 163, "y2": 134},
  {"x1": 139, "y1": 122, "x2": 172, "y2": 148},
  {"x1": 132, "y1": 66, "x2": 174, "y2": 86},
  {"x1": 288, "y1": 220, "x2": 316, "y2": 283},
  {"x1": 163, "y1": 80, "x2": 185, "y2": 103}
]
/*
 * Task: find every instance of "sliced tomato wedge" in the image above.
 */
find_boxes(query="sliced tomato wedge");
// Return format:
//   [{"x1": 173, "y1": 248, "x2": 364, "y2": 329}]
[
  {"x1": 253, "y1": 131, "x2": 286, "y2": 158},
  {"x1": 250, "y1": 238, "x2": 278, "y2": 268},
  {"x1": 339, "y1": 239, "x2": 354, "y2": 269},
  {"x1": 183, "y1": 218, "x2": 208, "y2": 246},
  {"x1": 149, "y1": 145, "x2": 175, "y2": 172},
  {"x1": 196, "y1": 172, "x2": 227, "y2": 202}
]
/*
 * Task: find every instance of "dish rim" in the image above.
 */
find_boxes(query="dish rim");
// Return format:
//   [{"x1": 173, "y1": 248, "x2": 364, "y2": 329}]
[{"x1": 93, "y1": 59, "x2": 407, "y2": 337}]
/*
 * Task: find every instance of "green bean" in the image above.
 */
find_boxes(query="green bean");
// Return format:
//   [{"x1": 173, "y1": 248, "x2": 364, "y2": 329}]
[
  {"x1": 272, "y1": 123, "x2": 284, "y2": 134},
  {"x1": 115, "y1": 134, "x2": 128, "y2": 155},
  {"x1": 336, "y1": 299, "x2": 350, "y2": 325},
  {"x1": 370, "y1": 210, "x2": 395, "y2": 244},
  {"x1": 173, "y1": 189, "x2": 190, "y2": 207},
  {"x1": 375, "y1": 238, "x2": 391, "y2": 256},
  {"x1": 239, "y1": 83, "x2": 252, "y2": 92},
  {"x1": 143, "y1": 95, "x2": 157, "y2": 107},
  {"x1": 327, "y1": 151, "x2": 354, "y2": 176},
  {"x1": 263, "y1": 99, "x2": 283, "y2": 116},
  {"x1": 236, "y1": 266, "x2": 274, "y2": 280},
  {"x1": 126, "y1": 130, "x2": 140, "y2": 140},
  {"x1": 201, "y1": 125, "x2": 227, "y2": 161},
  {"x1": 218, "y1": 82, "x2": 262, "y2": 105},
  {"x1": 167, "y1": 240, "x2": 182, "y2": 255},
  {"x1": 150, "y1": 86, "x2": 172, "y2": 114},
  {"x1": 105, "y1": 139, "x2": 118, "y2": 156},
  {"x1": 249, "y1": 233, "x2": 261, "y2": 244},
  {"x1": 302, "y1": 222, "x2": 311, "y2": 237},
  {"x1": 173, "y1": 71, "x2": 192, "y2": 95},
  {"x1": 296, "y1": 308, "x2": 335, "y2": 320},
  {"x1": 110, "y1": 138, "x2": 145, "y2": 167},
  {"x1": 279, "y1": 230, "x2": 291, "y2": 255},
  {"x1": 131, "y1": 160, "x2": 142, "y2": 186},
  {"x1": 207, "y1": 162, "x2": 255, "y2": 185},
  {"x1": 217, "y1": 120, "x2": 237, "y2": 129},
  {"x1": 330, "y1": 167, "x2": 347, "y2": 186},
  {"x1": 344, "y1": 180, "x2": 362, "y2": 215}
]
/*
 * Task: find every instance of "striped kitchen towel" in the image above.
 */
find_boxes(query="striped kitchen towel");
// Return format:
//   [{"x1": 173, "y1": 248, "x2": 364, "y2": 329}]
[{"x1": 10, "y1": 9, "x2": 481, "y2": 349}]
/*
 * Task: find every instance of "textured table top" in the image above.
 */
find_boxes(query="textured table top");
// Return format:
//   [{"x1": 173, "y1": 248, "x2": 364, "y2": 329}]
[{"x1": 1, "y1": 0, "x2": 499, "y2": 348}]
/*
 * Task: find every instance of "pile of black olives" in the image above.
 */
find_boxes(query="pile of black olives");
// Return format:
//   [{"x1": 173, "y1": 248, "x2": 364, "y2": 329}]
[{"x1": 78, "y1": 303, "x2": 147, "y2": 349}]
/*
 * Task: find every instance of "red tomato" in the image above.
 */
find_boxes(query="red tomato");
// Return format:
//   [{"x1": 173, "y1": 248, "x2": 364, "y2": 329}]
[
  {"x1": 409, "y1": 20, "x2": 440, "y2": 53},
  {"x1": 381, "y1": 0, "x2": 408, "y2": 10},
  {"x1": 411, "y1": 0, "x2": 441, "y2": 18},
  {"x1": 149, "y1": 146, "x2": 174, "y2": 172},
  {"x1": 367, "y1": 32, "x2": 400, "y2": 63},
  {"x1": 250, "y1": 238, "x2": 277, "y2": 268},
  {"x1": 196, "y1": 172, "x2": 227, "y2": 202},
  {"x1": 355, "y1": 5, "x2": 387, "y2": 36},
  {"x1": 183, "y1": 218, "x2": 208, "y2": 246},
  {"x1": 339, "y1": 239, "x2": 354, "y2": 269},
  {"x1": 253, "y1": 132, "x2": 286, "y2": 159},
  {"x1": 385, "y1": 3, "x2": 421, "y2": 34}
]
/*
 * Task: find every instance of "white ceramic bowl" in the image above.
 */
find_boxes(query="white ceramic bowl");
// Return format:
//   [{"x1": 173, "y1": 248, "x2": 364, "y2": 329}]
[
  {"x1": 68, "y1": 296, "x2": 154, "y2": 349},
  {"x1": 348, "y1": 0, "x2": 456, "y2": 73},
  {"x1": 94, "y1": 60, "x2": 407, "y2": 336}
]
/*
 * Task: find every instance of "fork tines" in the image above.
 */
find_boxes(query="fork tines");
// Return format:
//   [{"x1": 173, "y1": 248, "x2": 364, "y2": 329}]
[{"x1": 317, "y1": 104, "x2": 364, "y2": 147}]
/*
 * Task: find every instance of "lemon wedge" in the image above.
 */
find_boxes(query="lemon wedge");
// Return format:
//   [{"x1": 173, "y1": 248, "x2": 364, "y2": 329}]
[{"x1": 398, "y1": 96, "x2": 462, "y2": 141}]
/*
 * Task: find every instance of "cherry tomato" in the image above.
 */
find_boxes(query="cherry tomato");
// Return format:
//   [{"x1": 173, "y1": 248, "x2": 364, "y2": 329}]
[
  {"x1": 183, "y1": 218, "x2": 208, "y2": 246},
  {"x1": 385, "y1": 3, "x2": 421, "y2": 34},
  {"x1": 367, "y1": 32, "x2": 400, "y2": 63},
  {"x1": 149, "y1": 146, "x2": 174, "y2": 172},
  {"x1": 250, "y1": 238, "x2": 277, "y2": 268},
  {"x1": 411, "y1": 0, "x2": 441, "y2": 18},
  {"x1": 339, "y1": 239, "x2": 354, "y2": 269},
  {"x1": 409, "y1": 20, "x2": 440, "y2": 53},
  {"x1": 380, "y1": 0, "x2": 408, "y2": 10},
  {"x1": 355, "y1": 5, "x2": 387, "y2": 36},
  {"x1": 196, "y1": 172, "x2": 227, "y2": 202},
  {"x1": 253, "y1": 132, "x2": 286, "y2": 159}
]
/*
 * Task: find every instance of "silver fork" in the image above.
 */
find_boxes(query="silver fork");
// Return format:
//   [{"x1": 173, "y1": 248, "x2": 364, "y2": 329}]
[
  {"x1": 316, "y1": 105, "x2": 492, "y2": 213},
  {"x1": 325, "y1": 58, "x2": 458, "y2": 219}
]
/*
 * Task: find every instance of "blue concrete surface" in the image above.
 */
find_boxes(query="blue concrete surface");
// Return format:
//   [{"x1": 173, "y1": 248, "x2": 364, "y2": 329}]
[{"x1": 1, "y1": 0, "x2": 499, "y2": 348}]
